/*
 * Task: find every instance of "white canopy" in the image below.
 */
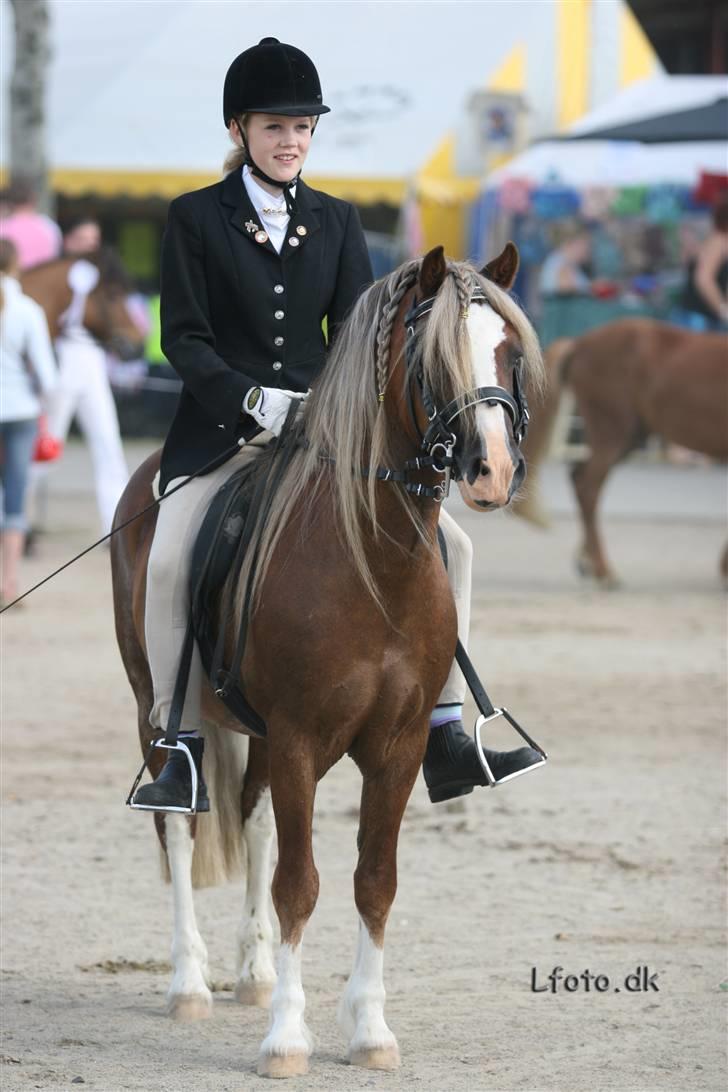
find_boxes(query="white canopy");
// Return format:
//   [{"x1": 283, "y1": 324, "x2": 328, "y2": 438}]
[
  {"x1": 565, "y1": 74, "x2": 728, "y2": 137},
  {"x1": 484, "y1": 75, "x2": 728, "y2": 189},
  {"x1": 485, "y1": 138, "x2": 727, "y2": 189},
  {"x1": 0, "y1": 0, "x2": 550, "y2": 186}
]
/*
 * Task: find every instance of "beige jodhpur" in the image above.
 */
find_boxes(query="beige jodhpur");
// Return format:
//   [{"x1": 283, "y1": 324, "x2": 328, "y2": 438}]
[{"x1": 145, "y1": 436, "x2": 473, "y2": 732}]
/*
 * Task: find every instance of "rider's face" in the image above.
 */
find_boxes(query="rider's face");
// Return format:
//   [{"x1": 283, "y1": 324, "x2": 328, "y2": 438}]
[{"x1": 233, "y1": 113, "x2": 313, "y2": 186}]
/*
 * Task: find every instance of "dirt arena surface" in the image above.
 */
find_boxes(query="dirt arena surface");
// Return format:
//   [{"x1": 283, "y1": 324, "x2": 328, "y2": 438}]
[{"x1": 2, "y1": 442, "x2": 726, "y2": 1092}]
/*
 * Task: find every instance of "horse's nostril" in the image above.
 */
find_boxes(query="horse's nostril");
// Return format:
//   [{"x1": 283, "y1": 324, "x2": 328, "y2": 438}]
[{"x1": 468, "y1": 457, "x2": 490, "y2": 482}]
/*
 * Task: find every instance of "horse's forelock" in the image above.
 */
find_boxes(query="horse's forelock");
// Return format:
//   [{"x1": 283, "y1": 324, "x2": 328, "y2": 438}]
[{"x1": 470, "y1": 270, "x2": 545, "y2": 395}]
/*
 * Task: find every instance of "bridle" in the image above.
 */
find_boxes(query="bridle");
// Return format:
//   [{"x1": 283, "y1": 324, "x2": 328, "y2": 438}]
[{"x1": 373, "y1": 286, "x2": 530, "y2": 502}]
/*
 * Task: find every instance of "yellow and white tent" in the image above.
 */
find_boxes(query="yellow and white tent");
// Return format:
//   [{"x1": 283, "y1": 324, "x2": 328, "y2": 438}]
[{"x1": 1, "y1": 0, "x2": 659, "y2": 258}]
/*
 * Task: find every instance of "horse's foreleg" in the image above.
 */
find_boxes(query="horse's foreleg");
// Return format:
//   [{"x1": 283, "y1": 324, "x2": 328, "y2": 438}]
[
  {"x1": 257, "y1": 744, "x2": 318, "y2": 1078},
  {"x1": 571, "y1": 448, "x2": 622, "y2": 587},
  {"x1": 165, "y1": 813, "x2": 213, "y2": 1021},
  {"x1": 338, "y1": 750, "x2": 420, "y2": 1071},
  {"x1": 235, "y1": 739, "x2": 276, "y2": 1008}
]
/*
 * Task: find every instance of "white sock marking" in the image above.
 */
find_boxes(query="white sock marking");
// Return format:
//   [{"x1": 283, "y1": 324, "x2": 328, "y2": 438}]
[
  {"x1": 165, "y1": 814, "x2": 211, "y2": 1004},
  {"x1": 260, "y1": 942, "x2": 313, "y2": 1058},
  {"x1": 339, "y1": 919, "x2": 398, "y2": 1054},
  {"x1": 237, "y1": 789, "x2": 276, "y2": 992}
]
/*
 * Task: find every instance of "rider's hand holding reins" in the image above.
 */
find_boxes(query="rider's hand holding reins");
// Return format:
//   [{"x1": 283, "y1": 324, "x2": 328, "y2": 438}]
[{"x1": 243, "y1": 387, "x2": 308, "y2": 437}]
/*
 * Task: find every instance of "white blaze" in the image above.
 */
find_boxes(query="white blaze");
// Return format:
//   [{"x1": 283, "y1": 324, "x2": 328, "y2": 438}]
[{"x1": 466, "y1": 304, "x2": 508, "y2": 443}]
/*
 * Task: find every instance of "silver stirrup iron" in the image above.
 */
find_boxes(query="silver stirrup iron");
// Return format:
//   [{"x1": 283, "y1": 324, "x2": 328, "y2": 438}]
[
  {"x1": 474, "y1": 708, "x2": 548, "y2": 787},
  {"x1": 125, "y1": 738, "x2": 200, "y2": 814}
]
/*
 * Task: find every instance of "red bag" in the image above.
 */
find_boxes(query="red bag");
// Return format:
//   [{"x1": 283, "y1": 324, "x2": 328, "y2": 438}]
[{"x1": 33, "y1": 415, "x2": 63, "y2": 463}]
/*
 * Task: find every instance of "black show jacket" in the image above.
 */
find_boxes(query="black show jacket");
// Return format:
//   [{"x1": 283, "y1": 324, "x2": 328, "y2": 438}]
[{"x1": 158, "y1": 170, "x2": 373, "y2": 493}]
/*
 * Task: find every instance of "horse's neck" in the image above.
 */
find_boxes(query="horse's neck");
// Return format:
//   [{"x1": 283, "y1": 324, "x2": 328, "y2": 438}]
[{"x1": 23, "y1": 265, "x2": 73, "y2": 338}]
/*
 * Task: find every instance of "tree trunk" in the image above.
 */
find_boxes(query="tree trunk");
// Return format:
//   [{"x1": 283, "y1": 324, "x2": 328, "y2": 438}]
[{"x1": 9, "y1": 0, "x2": 52, "y2": 213}]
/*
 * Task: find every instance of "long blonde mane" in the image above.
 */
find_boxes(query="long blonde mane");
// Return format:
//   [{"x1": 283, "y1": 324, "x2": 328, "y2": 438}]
[{"x1": 238, "y1": 257, "x2": 543, "y2": 613}]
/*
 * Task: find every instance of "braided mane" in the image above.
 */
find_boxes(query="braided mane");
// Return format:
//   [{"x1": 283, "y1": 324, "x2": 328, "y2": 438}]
[{"x1": 239, "y1": 257, "x2": 543, "y2": 612}]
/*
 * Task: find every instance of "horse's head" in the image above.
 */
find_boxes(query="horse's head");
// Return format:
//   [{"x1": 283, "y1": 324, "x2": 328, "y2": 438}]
[
  {"x1": 82, "y1": 249, "x2": 145, "y2": 360},
  {"x1": 390, "y1": 244, "x2": 541, "y2": 512},
  {"x1": 21, "y1": 250, "x2": 145, "y2": 360}
]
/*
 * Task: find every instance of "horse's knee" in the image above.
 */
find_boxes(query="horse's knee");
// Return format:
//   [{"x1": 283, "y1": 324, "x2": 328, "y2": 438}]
[
  {"x1": 272, "y1": 857, "x2": 319, "y2": 938},
  {"x1": 354, "y1": 863, "x2": 396, "y2": 940}
]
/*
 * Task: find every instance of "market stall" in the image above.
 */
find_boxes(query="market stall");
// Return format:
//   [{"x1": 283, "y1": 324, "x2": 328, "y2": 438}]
[{"x1": 469, "y1": 75, "x2": 728, "y2": 345}]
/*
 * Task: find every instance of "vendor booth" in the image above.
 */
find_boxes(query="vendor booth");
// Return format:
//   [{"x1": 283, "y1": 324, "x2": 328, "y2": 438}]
[{"x1": 470, "y1": 75, "x2": 728, "y2": 345}]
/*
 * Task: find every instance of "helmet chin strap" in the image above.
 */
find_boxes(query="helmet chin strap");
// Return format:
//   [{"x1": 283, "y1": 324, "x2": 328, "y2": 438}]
[{"x1": 235, "y1": 120, "x2": 300, "y2": 217}]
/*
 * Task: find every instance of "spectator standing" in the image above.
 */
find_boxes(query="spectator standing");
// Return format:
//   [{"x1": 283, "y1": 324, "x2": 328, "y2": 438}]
[
  {"x1": 46, "y1": 217, "x2": 130, "y2": 535},
  {"x1": 679, "y1": 196, "x2": 728, "y2": 331},
  {"x1": 0, "y1": 179, "x2": 62, "y2": 271},
  {"x1": 538, "y1": 228, "x2": 593, "y2": 298},
  {"x1": 0, "y1": 239, "x2": 57, "y2": 605}
]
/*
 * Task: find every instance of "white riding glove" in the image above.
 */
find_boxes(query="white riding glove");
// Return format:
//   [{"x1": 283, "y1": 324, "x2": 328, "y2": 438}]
[{"x1": 242, "y1": 386, "x2": 307, "y2": 437}]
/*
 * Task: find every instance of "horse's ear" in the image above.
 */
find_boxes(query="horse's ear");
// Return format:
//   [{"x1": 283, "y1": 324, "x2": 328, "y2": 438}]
[
  {"x1": 418, "y1": 246, "x2": 448, "y2": 299},
  {"x1": 481, "y1": 241, "x2": 519, "y2": 291}
]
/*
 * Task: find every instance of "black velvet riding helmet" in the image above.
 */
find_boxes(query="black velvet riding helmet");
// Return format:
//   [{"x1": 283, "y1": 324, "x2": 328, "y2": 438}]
[{"x1": 223, "y1": 37, "x2": 330, "y2": 125}]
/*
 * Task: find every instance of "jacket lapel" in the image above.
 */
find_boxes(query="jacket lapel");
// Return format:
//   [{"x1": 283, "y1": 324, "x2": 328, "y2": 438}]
[
  {"x1": 219, "y1": 172, "x2": 322, "y2": 260},
  {"x1": 281, "y1": 179, "x2": 322, "y2": 261},
  {"x1": 219, "y1": 170, "x2": 277, "y2": 256}
]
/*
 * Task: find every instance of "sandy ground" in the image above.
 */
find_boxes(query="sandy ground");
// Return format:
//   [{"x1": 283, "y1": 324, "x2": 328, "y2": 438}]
[{"x1": 1, "y1": 443, "x2": 726, "y2": 1092}]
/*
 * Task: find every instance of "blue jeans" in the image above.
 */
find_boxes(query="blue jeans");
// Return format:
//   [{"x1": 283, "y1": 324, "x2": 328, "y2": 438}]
[{"x1": 0, "y1": 418, "x2": 38, "y2": 532}]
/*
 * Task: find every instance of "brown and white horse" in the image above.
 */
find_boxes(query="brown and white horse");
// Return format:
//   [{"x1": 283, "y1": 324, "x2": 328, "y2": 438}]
[
  {"x1": 514, "y1": 318, "x2": 728, "y2": 585},
  {"x1": 111, "y1": 245, "x2": 543, "y2": 1077},
  {"x1": 21, "y1": 250, "x2": 143, "y2": 358}
]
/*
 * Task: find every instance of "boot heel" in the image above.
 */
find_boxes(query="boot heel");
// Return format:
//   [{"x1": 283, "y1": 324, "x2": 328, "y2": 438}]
[{"x1": 428, "y1": 783, "x2": 473, "y2": 805}]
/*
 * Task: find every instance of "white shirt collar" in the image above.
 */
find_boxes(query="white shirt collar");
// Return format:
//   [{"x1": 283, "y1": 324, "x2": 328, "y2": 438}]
[{"x1": 242, "y1": 164, "x2": 296, "y2": 217}]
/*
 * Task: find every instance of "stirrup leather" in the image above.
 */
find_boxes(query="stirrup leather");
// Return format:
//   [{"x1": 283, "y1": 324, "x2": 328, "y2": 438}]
[
  {"x1": 126, "y1": 738, "x2": 201, "y2": 814},
  {"x1": 473, "y1": 708, "x2": 548, "y2": 787}
]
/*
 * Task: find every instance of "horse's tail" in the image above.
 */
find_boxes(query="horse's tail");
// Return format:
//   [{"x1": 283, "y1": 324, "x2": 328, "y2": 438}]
[
  {"x1": 511, "y1": 337, "x2": 576, "y2": 528},
  {"x1": 160, "y1": 726, "x2": 249, "y2": 889}
]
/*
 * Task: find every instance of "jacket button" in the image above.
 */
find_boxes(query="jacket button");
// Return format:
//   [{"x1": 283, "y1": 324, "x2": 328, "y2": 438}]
[
  {"x1": 272, "y1": 361, "x2": 283, "y2": 371},
  {"x1": 274, "y1": 336, "x2": 284, "y2": 347},
  {"x1": 273, "y1": 284, "x2": 284, "y2": 294},
  {"x1": 274, "y1": 309, "x2": 285, "y2": 320},
  {"x1": 288, "y1": 237, "x2": 300, "y2": 247}
]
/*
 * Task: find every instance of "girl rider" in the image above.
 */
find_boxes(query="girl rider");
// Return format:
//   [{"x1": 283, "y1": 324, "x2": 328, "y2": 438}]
[{"x1": 131, "y1": 38, "x2": 542, "y2": 813}]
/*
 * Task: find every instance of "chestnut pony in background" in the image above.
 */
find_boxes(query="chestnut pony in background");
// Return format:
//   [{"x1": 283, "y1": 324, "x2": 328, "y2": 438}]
[{"x1": 515, "y1": 318, "x2": 728, "y2": 585}]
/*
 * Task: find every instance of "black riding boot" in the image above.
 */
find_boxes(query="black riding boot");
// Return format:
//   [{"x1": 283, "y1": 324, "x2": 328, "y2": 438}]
[
  {"x1": 132, "y1": 737, "x2": 210, "y2": 813},
  {"x1": 423, "y1": 720, "x2": 544, "y2": 803}
]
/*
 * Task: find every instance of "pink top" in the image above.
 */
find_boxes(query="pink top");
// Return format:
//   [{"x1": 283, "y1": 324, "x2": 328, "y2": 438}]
[{"x1": 0, "y1": 211, "x2": 62, "y2": 270}]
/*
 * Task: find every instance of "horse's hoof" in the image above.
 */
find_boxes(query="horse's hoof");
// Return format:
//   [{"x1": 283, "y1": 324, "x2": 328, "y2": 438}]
[
  {"x1": 576, "y1": 555, "x2": 594, "y2": 579},
  {"x1": 257, "y1": 1052, "x2": 309, "y2": 1078},
  {"x1": 348, "y1": 1044, "x2": 401, "y2": 1070},
  {"x1": 167, "y1": 993, "x2": 213, "y2": 1022},
  {"x1": 234, "y1": 979, "x2": 274, "y2": 1008}
]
